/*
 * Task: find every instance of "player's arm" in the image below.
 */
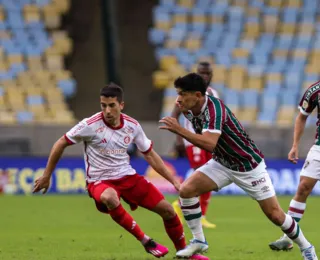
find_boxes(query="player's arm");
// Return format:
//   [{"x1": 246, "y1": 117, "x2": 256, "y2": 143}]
[
  {"x1": 171, "y1": 104, "x2": 185, "y2": 156},
  {"x1": 33, "y1": 136, "x2": 71, "y2": 194},
  {"x1": 143, "y1": 149, "x2": 180, "y2": 190},
  {"x1": 159, "y1": 118, "x2": 219, "y2": 153},
  {"x1": 289, "y1": 91, "x2": 316, "y2": 163}
]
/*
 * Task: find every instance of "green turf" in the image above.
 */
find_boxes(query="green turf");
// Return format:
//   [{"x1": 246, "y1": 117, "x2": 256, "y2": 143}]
[{"x1": 0, "y1": 195, "x2": 319, "y2": 260}]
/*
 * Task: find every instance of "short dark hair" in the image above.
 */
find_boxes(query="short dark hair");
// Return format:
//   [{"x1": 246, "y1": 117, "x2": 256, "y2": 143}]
[
  {"x1": 174, "y1": 73, "x2": 207, "y2": 95},
  {"x1": 100, "y1": 82, "x2": 123, "y2": 102},
  {"x1": 198, "y1": 61, "x2": 211, "y2": 67}
]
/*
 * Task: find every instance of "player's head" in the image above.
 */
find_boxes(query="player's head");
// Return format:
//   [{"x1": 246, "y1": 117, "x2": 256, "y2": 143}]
[
  {"x1": 174, "y1": 73, "x2": 206, "y2": 112},
  {"x1": 197, "y1": 62, "x2": 212, "y2": 87},
  {"x1": 100, "y1": 83, "x2": 124, "y2": 126}
]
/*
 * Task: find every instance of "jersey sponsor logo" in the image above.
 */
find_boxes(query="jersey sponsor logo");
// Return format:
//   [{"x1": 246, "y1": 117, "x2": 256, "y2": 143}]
[
  {"x1": 302, "y1": 100, "x2": 309, "y2": 109},
  {"x1": 98, "y1": 148, "x2": 126, "y2": 155},
  {"x1": 124, "y1": 136, "x2": 131, "y2": 144},
  {"x1": 251, "y1": 177, "x2": 266, "y2": 187},
  {"x1": 305, "y1": 83, "x2": 320, "y2": 99},
  {"x1": 95, "y1": 126, "x2": 105, "y2": 133}
]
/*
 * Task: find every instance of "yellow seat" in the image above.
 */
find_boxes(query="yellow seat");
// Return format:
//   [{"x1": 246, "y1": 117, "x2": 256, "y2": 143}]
[
  {"x1": 28, "y1": 104, "x2": 47, "y2": 115},
  {"x1": 233, "y1": 49, "x2": 250, "y2": 58},
  {"x1": 53, "y1": 37, "x2": 73, "y2": 55},
  {"x1": 266, "y1": 73, "x2": 282, "y2": 83},
  {"x1": 178, "y1": 0, "x2": 194, "y2": 9},
  {"x1": 159, "y1": 56, "x2": 177, "y2": 71},
  {"x1": 0, "y1": 111, "x2": 16, "y2": 125},
  {"x1": 277, "y1": 107, "x2": 296, "y2": 127},
  {"x1": 24, "y1": 11, "x2": 41, "y2": 23},
  {"x1": 1, "y1": 80, "x2": 17, "y2": 88},
  {"x1": 305, "y1": 64, "x2": 320, "y2": 74},
  {"x1": 228, "y1": 66, "x2": 246, "y2": 90},
  {"x1": 173, "y1": 14, "x2": 187, "y2": 24},
  {"x1": 154, "y1": 19, "x2": 171, "y2": 31},
  {"x1": 192, "y1": 14, "x2": 206, "y2": 24},
  {"x1": 52, "y1": 0, "x2": 71, "y2": 14},
  {"x1": 167, "y1": 65, "x2": 187, "y2": 80},
  {"x1": 53, "y1": 70, "x2": 72, "y2": 81},
  {"x1": 7, "y1": 54, "x2": 24, "y2": 65},
  {"x1": 27, "y1": 56, "x2": 43, "y2": 71},
  {"x1": 24, "y1": 86, "x2": 43, "y2": 95},
  {"x1": 152, "y1": 71, "x2": 170, "y2": 88},
  {"x1": 263, "y1": 16, "x2": 279, "y2": 33},
  {"x1": 233, "y1": 0, "x2": 248, "y2": 7},
  {"x1": 247, "y1": 7, "x2": 260, "y2": 17},
  {"x1": 292, "y1": 49, "x2": 308, "y2": 59},
  {"x1": 212, "y1": 65, "x2": 227, "y2": 84},
  {"x1": 287, "y1": 0, "x2": 301, "y2": 8},
  {"x1": 165, "y1": 39, "x2": 181, "y2": 49},
  {"x1": 208, "y1": 15, "x2": 224, "y2": 24},
  {"x1": 299, "y1": 23, "x2": 314, "y2": 35},
  {"x1": 268, "y1": 0, "x2": 283, "y2": 8},
  {"x1": 43, "y1": 5, "x2": 61, "y2": 29},
  {"x1": 32, "y1": 70, "x2": 52, "y2": 84},
  {"x1": 273, "y1": 49, "x2": 289, "y2": 58},
  {"x1": 247, "y1": 76, "x2": 263, "y2": 90},
  {"x1": 237, "y1": 108, "x2": 257, "y2": 124},
  {"x1": 281, "y1": 23, "x2": 296, "y2": 35},
  {"x1": 45, "y1": 54, "x2": 64, "y2": 70},
  {"x1": 184, "y1": 38, "x2": 201, "y2": 51}
]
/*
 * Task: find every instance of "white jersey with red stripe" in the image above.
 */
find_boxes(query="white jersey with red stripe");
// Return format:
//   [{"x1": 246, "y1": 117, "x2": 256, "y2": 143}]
[
  {"x1": 183, "y1": 87, "x2": 219, "y2": 146},
  {"x1": 64, "y1": 112, "x2": 152, "y2": 183}
]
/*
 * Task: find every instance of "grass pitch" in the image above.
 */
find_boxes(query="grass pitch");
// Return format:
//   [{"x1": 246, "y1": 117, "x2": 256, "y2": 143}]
[{"x1": 0, "y1": 195, "x2": 319, "y2": 260}]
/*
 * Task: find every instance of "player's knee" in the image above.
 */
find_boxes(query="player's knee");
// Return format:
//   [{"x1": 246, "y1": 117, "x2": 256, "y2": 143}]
[
  {"x1": 179, "y1": 183, "x2": 198, "y2": 198},
  {"x1": 153, "y1": 200, "x2": 176, "y2": 220},
  {"x1": 100, "y1": 188, "x2": 119, "y2": 209}
]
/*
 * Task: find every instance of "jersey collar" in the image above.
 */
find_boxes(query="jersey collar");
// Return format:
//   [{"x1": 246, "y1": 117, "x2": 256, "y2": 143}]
[{"x1": 102, "y1": 113, "x2": 124, "y2": 130}]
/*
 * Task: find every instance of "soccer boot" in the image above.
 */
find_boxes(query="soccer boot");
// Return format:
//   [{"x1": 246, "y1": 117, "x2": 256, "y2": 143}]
[
  {"x1": 269, "y1": 234, "x2": 293, "y2": 251},
  {"x1": 302, "y1": 245, "x2": 318, "y2": 260},
  {"x1": 176, "y1": 239, "x2": 209, "y2": 258},
  {"x1": 201, "y1": 216, "x2": 216, "y2": 229},
  {"x1": 172, "y1": 200, "x2": 184, "y2": 223},
  {"x1": 144, "y1": 239, "x2": 169, "y2": 258}
]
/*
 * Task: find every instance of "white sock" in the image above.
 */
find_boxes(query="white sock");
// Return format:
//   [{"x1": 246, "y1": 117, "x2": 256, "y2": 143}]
[
  {"x1": 179, "y1": 197, "x2": 205, "y2": 242},
  {"x1": 281, "y1": 214, "x2": 311, "y2": 250},
  {"x1": 288, "y1": 199, "x2": 306, "y2": 223}
]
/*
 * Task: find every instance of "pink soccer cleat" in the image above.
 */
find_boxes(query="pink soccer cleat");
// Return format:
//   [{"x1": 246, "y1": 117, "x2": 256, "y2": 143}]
[
  {"x1": 189, "y1": 254, "x2": 210, "y2": 260},
  {"x1": 144, "y1": 239, "x2": 169, "y2": 258}
]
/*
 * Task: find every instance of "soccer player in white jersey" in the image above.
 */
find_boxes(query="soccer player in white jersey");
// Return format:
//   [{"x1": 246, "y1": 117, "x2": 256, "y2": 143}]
[
  {"x1": 33, "y1": 83, "x2": 209, "y2": 260},
  {"x1": 172, "y1": 62, "x2": 218, "y2": 229},
  {"x1": 269, "y1": 80, "x2": 320, "y2": 253}
]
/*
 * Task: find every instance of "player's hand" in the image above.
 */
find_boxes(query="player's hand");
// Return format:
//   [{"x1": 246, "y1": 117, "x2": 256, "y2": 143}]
[
  {"x1": 172, "y1": 178, "x2": 181, "y2": 191},
  {"x1": 33, "y1": 175, "x2": 50, "y2": 194},
  {"x1": 159, "y1": 117, "x2": 181, "y2": 134},
  {"x1": 288, "y1": 146, "x2": 299, "y2": 164}
]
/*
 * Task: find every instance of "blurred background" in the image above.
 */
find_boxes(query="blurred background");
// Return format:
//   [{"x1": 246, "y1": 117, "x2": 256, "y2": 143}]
[{"x1": 0, "y1": 0, "x2": 320, "y2": 196}]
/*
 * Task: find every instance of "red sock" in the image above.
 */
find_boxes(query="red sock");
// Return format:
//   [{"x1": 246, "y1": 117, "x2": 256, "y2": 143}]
[
  {"x1": 109, "y1": 204, "x2": 145, "y2": 241},
  {"x1": 200, "y1": 192, "x2": 211, "y2": 216},
  {"x1": 163, "y1": 214, "x2": 186, "y2": 251}
]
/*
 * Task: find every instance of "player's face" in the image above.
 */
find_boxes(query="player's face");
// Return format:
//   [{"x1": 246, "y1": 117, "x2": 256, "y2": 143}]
[
  {"x1": 100, "y1": 96, "x2": 124, "y2": 126},
  {"x1": 197, "y1": 65, "x2": 212, "y2": 86},
  {"x1": 175, "y1": 88, "x2": 201, "y2": 112}
]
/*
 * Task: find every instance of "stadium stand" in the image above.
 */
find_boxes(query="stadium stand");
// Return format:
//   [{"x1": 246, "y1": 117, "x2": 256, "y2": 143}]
[
  {"x1": 149, "y1": 0, "x2": 319, "y2": 127},
  {"x1": 0, "y1": 0, "x2": 76, "y2": 125}
]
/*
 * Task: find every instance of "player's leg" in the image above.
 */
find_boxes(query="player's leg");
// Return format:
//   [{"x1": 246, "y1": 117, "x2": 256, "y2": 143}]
[
  {"x1": 177, "y1": 160, "x2": 232, "y2": 257},
  {"x1": 269, "y1": 176, "x2": 317, "y2": 251},
  {"x1": 258, "y1": 196, "x2": 318, "y2": 259},
  {"x1": 88, "y1": 180, "x2": 162, "y2": 256},
  {"x1": 232, "y1": 161, "x2": 318, "y2": 259}
]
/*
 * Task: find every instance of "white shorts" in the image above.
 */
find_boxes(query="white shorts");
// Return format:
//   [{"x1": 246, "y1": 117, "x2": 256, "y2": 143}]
[
  {"x1": 198, "y1": 159, "x2": 276, "y2": 201},
  {"x1": 300, "y1": 145, "x2": 320, "y2": 180}
]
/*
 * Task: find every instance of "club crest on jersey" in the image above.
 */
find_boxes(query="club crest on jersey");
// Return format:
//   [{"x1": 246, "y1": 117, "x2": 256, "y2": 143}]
[
  {"x1": 95, "y1": 126, "x2": 105, "y2": 133},
  {"x1": 124, "y1": 136, "x2": 131, "y2": 144}
]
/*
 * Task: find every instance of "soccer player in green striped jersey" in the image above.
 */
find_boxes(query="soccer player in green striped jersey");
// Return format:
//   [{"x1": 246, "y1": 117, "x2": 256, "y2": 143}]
[
  {"x1": 159, "y1": 73, "x2": 317, "y2": 260},
  {"x1": 269, "y1": 81, "x2": 320, "y2": 255}
]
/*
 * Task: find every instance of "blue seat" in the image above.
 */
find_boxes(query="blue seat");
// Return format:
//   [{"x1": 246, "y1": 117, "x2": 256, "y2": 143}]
[
  {"x1": 148, "y1": 29, "x2": 166, "y2": 45},
  {"x1": 248, "y1": 65, "x2": 265, "y2": 76},
  {"x1": 215, "y1": 54, "x2": 232, "y2": 67},
  {"x1": 265, "y1": 82, "x2": 282, "y2": 93},
  {"x1": 17, "y1": 111, "x2": 34, "y2": 124},
  {"x1": 196, "y1": 0, "x2": 211, "y2": 8},
  {"x1": 239, "y1": 39, "x2": 255, "y2": 49},
  {"x1": 233, "y1": 58, "x2": 249, "y2": 66},
  {"x1": 280, "y1": 91, "x2": 298, "y2": 106},
  {"x1": 10, "y1": 63, "x2": 26, "y2": 76},
  {"x1": 26, "y1": 95, "x2": 45, "y2": 106},
  {"x1": 26, "y1": 21, "x2": 45, "y2": 30},
  {"x1": 224, "y1": 89, "x2": 240, "y2": 107},
  {"x1": 305, "y1": 73, "x2": 319, "y2": 82},
  {"x1": 242, "y1": 89, "x2": 259, "y2": 107},
  {"x1": 252, "y1": 55, "x2": 269, "y2": 65},
  {"x1": 263, "y1": 7, "x2": 280, "y2": 15},
  {"x1": 34, "y1": 0, "x2": 52, "y2": 7},
  {"x1": 164, "y1": 88, "x2": 177, "y2": 98},
  {"x1": 211, "y1": 84, "x2": 225, "y2": 97},
  {"x1": 247, "y1": 16, "x2": 260, "y2": 23},
  {"x1": 250, "y1": 0, "x2": 264, "y2": 8},
  {"x1": 158, "y1": 0, "x2": 175, "y2": 9},
  {"x1": 58, "y1": 79, "x2": 77, "y2": 98},
  {"x1": 0, "y1": 87, "x2": 4, "y2": 96}
]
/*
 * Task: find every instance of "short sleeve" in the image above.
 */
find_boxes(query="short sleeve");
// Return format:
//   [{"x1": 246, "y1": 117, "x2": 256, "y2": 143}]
[
  {"x1": 203, "y1": 99, "x2": 226, "y2": 134},
  {"x1": 65, "y1": 120, "x2": 93, "y2": 144},
  {"x1": 298, "y1": 88, "x2": 318, "y2": 116},
  {"x1": 133, "y1": 124, "x2": 153, "y2": 154}
]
